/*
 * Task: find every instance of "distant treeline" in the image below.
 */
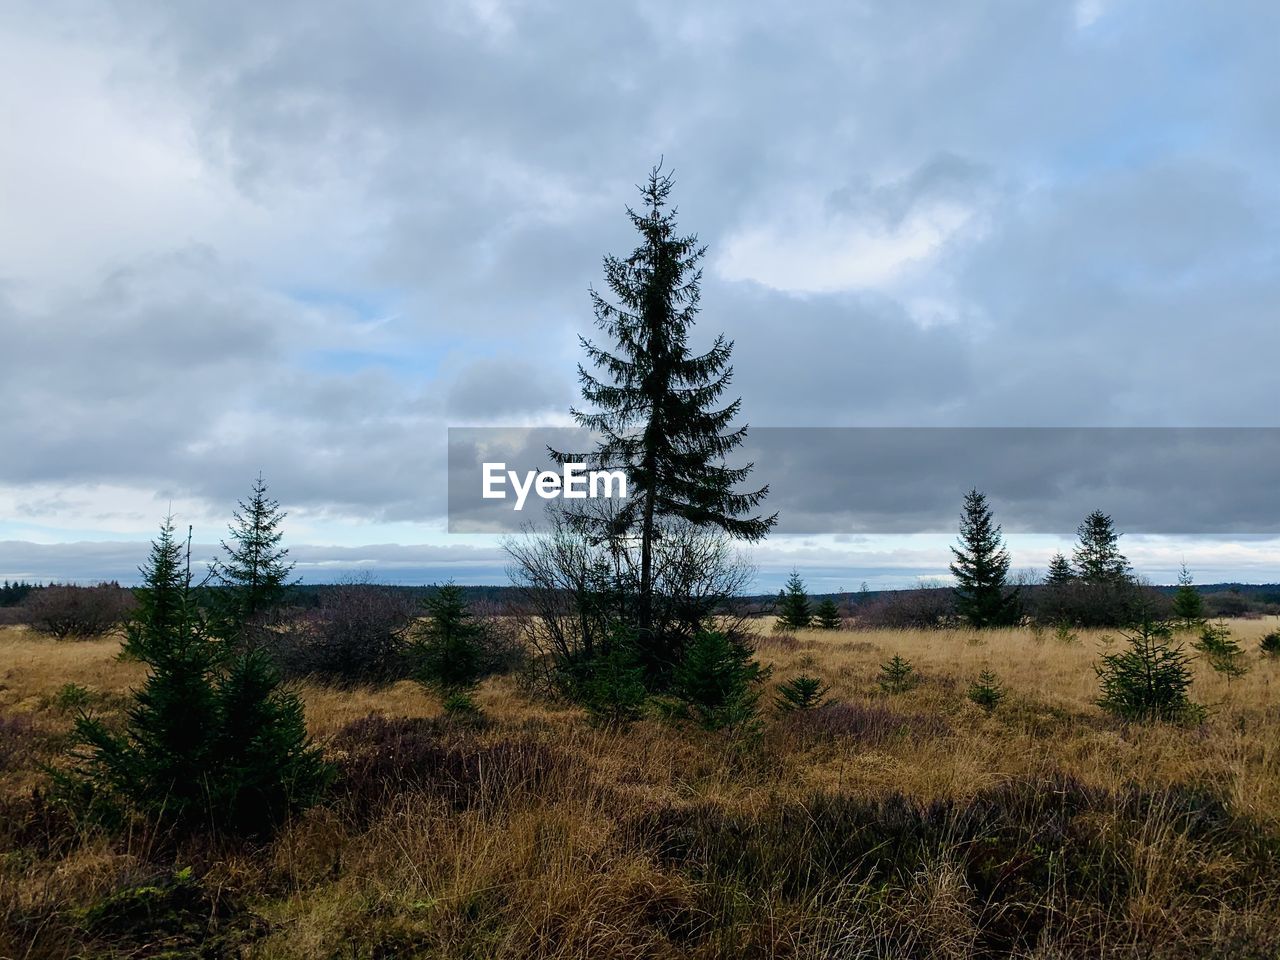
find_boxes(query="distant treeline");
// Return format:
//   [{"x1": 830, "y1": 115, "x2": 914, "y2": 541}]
[{"x1": 4, "y1": 579, "x2": 1277, "y2": 631}]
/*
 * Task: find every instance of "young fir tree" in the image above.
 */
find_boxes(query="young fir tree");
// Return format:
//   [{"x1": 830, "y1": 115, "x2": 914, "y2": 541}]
[
  {"x1": 967, "y1": 669, "x2": 1005, "y2": 710},
  {"x1": 1045, "y1": 553, "x2": 1075, "y2": 585},
  {"x1": 774, "y1": 674, "x2": 830, "y2": 712},
  {"x1": 72, "y1": 515, "x2": 329, "y2": 836},
  {"x1": 212, "y1": 474, "x2": 295, "y2": 643},
  {"x1": 949, "y1": 489, "x2": 1018, "y2": 628},
  {"x1": 75, "y1": 516, "x2": 219, "y2": 825},
  {"x1": 878, "y1": 654, "x2": 918, "y2": 694},
  {"x1": 1192, "y1": 619, "x2": 1249, "y2": 680},
  {"x1": 412, "y1": 582, "x2": 486, "y2": 703},
  {"x1": 814, "y1": 596, "x2": 842, "y2": 630},
  {"x1": 554, "y1": 165, "x2": 775, "y2": 674},
  {"x1": 775, "y1": 570, "x2": 812, "y2": 630},
  {"x1": 672, "y1": 629, "x2": 767, "y2": 732},
  {"x1": 1171, "y1": 563, "x2": 1205, "y2": 628},
  {"x1": 1096, "y1": 612, "x2": 1200, "y2": 723},
  {"x1": 1073, "y1": 510, "x2": 1132, "y2": 585}
]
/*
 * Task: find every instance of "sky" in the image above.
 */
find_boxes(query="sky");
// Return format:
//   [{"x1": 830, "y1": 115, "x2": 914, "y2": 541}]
[{"x1": 1, "y1": 0, "x2": 1278, "y2": 590}]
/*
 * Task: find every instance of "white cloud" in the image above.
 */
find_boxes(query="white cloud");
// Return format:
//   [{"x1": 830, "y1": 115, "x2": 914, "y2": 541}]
[{"x1": 716, "y1": 197, "x2": 976, "y2": 295}]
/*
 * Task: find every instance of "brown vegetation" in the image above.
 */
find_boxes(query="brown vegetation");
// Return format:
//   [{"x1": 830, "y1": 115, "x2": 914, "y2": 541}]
[{"x1": 3, "y1": 618, "x2": 1280, "y2": 958}]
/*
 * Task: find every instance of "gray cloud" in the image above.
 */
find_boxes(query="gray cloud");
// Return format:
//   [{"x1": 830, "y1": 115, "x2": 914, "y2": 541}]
[{"x1": 1, "y1": 0, "x2": 1278, "y2": 580}]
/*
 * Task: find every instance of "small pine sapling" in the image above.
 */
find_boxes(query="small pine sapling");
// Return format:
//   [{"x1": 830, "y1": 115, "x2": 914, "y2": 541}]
[
  {"x1": 774, "y1": 674, "x2": 831, "y2": 712},
  {"x1": 878, "y1": 654, "x2": 918, "y2": 694},
  {"x1": 967, "y1": 669, "x2": 1005, "y2": 710}
]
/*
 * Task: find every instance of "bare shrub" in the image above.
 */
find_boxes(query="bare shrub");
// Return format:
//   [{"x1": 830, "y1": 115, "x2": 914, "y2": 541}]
[
  {"x1": 505, "y1": 505, "x2": 754, "y2": 687},
  {"x1": 23, "y1": 583, "x2": 135, "y2": 639},
  {"x1": 853, "y1": 586, "x2": 955, "y2": 629},
  {"x1": 274, "y1": 580, "x2": 416, "y2": 685}
]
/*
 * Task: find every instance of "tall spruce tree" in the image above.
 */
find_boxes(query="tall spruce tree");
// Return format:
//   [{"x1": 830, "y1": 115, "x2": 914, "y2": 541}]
[
  {"x1": 212, "y1": 474, "x2": 295, "y2": 642},
  {"x1": 1171, "y1": 563, "x2": 1205, "y2": 627},
  {"x1": 1045, "y1": 552, "x2": 1075, "y2": 585},
  {"x1": 776, "y1": 570, "x2": 813, "y2": 630},
  {"x1": 949, "y1": 489, "x2": 1018, "y2": 627},
  {"x1": 1073, "y1": 509, "x2": 1131, "y2": 585},
  {"x1": 556, "y1": 165, "x2": 775, "y2": 668}
]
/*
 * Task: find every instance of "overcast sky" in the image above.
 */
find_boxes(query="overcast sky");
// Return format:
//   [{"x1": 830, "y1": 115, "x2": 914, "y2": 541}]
[{"x1": 2, "y1": 0, "x2": 1278, "y2": 589}]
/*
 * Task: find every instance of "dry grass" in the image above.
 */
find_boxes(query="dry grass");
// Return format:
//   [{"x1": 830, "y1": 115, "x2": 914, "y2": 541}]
[{"x1": 3, "y1": 618, "x2": 1279, "y2": 959}]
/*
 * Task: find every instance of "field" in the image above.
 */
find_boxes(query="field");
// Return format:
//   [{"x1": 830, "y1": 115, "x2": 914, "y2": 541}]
[{"x1": 3, "y1": 619, "x2": 1280, "y2": 959}]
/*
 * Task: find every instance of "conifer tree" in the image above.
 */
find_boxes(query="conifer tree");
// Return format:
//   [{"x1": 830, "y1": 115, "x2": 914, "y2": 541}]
[
  {"x1": 949, "y1": 489, "x2": 1018, "y2": 628},
  {"x1": 1073, "y1": 510, "x2": 1131, "y2": 585},
  {"x1": 814, "y1": 596, "x2": 842, "y2": 630},
  {"x1": 72, "y1": 514, "x2": 329, "y2": 836},
  {"x1": 412, "y1": 582, "x2": 485, "y2": 698},
  {"x1": 1171, "y1": 564, "x2": 1205, "y2": 628},
  {"x1": 75, "y1": 516, "x2": 220, "y2": 824},
  {"x1": 878, "y1": 654, "x2": 917, "y2": 694},
  {"x1": 555, "y1": 165, "x2": 775, "y2": 670},
  {"x1": 775, "y1": 570, "x2": 812, "y2": 630},
  {"x1": 1096, "y1": 612, "x2": 1199, "y2": 722},
  {"x1": 1045, "y1": 552, "x2": 1074, "y2": 585},
  {"x1": 211, "y1": 646, "x2": 331, "y2": 835},
  {"x1": 212, "y1": 474, "x2": 295, "y2": 643}
]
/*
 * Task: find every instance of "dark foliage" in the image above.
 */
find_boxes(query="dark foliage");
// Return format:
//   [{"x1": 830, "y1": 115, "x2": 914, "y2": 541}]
[
  {"x1": 1261, "y1": 629, "x2": 1280, "y2": 657},
  {"x1": 949, "y1": 489, "x2": 1019, "y2": 627},
  {"x1": 70, "y1": 516, "x2": 330, "y2": 838},
  {"x1": 774, "y1": 570, "x2": 812, "y2": 630},
  {"x1": 813, "y1": 596, "x2": 842, "y2": 630},
  {"x1": 273, "y1": 580, "x2": 417, "y2": 685},
  {"x1": 967, "y1": 669, "x2": 1006, "y2": 710},
  {"x1": 550, "y1": 164, "x2": 774, "y2": 668},
  {"x1": 773, "y1": 674, "x2": 830, "y2": 712},
  {"x1": 670, "y1": 629, "x2": 767, "y2": 731},
  {"x1": 209, "y1": 473, "x2": 296, "y2": 646},
  {"x1": 877, "y1": 654, "x2": 918, "y2": 694},
  {"x1": 1096, "y1": 613, "x2": 1201, "y2": 723},
  {"x1": 411, "y1": 582, "x2": 487, "y2": 697},
  {"x1": 23, "y1": 583, "x2": 135, "y2": 639},
  {"x1": 1073, "y1": 509, "x2": 1132, "y2": 585}
]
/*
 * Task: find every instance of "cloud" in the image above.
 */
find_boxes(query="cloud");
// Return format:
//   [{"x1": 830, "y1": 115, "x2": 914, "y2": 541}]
[{"x1": 0, "y1": 0, "x2": 1277, "y2": 582}]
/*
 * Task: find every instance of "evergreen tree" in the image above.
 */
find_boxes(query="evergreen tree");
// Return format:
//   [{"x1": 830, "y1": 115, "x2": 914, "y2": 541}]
[
  {"x1": 878, "y1": 654, "x2": 918, "y2": 694},
  {"x1": 211, "y1": 646, "x2": 331, "y2": 836},
  {"x1": 1073, "y1": 510, "x2": 1131, "y2": 585},
  {"x1": 1045, "y1": 553, "x2": 1075, "y2": 585},
  {"x1": 671, "y1": 630, "x2": 767, "y2": 732},
  {"x1": 949, "y1": 489, "x2": 1018, "y2": 628},
  {"x1": 775, "y1": 570, "x2": 812, "y2": 630},
  {"x1": 1192, "y1": 619, "x2": 1249, "y2": 680},
  {"x1": 74, "y1": 516, "x2": 220, "y2": 825},
  {"x1": 412, "y1": 582, "x2": 485, "y2": 697},
  {"x1": 1171, "y1": 564, "x2": 1205, "y2": 627},
  {"x1": 554, "y1": 165, "x2": 775, "y2": 673},
  {"x1": 814, "y1": 596, "x2": 842, "y2": 630},
  {"x1": 1096, "y1": 612, "x2": 1200, "y2": 723},
  {"x1": 72, "y1": 514, "x2": 329, "y2": 836},
  {"x1": 774, "y1": 674, "x2": 830, "y2": 712},
  {"x1": 967, "y1": 669, "x2": 1005, "y2": 710},
  {"x1": 212, "y1": 474, "x2": 295, "y2": 643}
]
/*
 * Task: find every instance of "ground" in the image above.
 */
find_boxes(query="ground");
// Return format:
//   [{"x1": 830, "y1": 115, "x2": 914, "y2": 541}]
[{"x1": 2, "y1": 619, "x2": 1279, "y2": 958}]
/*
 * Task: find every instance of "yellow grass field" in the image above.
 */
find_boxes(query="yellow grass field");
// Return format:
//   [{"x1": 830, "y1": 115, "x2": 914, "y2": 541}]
[{"x1": 3, "y1": 619, "x2": 1279, "y2": 958}]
